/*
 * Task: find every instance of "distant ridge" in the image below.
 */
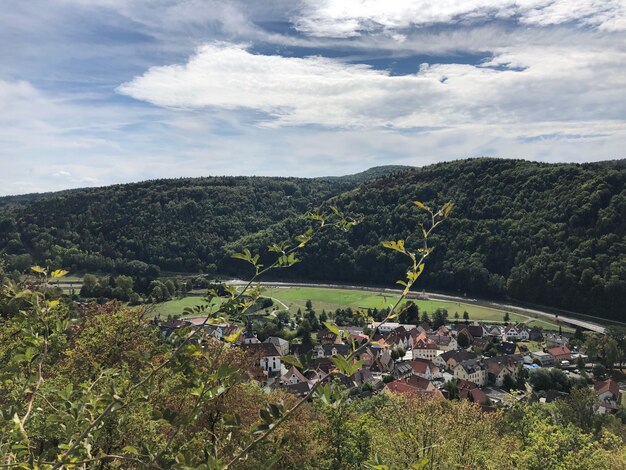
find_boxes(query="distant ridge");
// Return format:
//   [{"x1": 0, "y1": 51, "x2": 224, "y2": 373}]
[{"x1": 0, "y1": 158, "x2": 624, "y2": 321}]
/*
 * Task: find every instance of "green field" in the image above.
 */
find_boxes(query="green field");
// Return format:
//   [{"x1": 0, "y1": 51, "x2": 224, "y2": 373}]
[
  {"x1": 261, "y1": 286, "x2": 572, "y2": 332},
  {"x1": 151, "y1": 296, "x2": 220, "y2": 318},
  {"x1": 124, "y1": 284, "x2": 572, "y2": 332}
]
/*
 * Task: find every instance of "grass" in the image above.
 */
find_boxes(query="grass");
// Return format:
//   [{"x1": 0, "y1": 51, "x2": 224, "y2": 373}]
[
  {"x1": 260, "y1": 286, "x2": 571, "y2": 332},
  {"x1": 151, "y1": 296, "x2": 220, "y2": 318}
]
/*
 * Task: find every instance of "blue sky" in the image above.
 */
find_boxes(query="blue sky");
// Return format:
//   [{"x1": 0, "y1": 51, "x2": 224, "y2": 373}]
[{"x1": 1, "y1": 0, "x2": 625, "y2": 195}]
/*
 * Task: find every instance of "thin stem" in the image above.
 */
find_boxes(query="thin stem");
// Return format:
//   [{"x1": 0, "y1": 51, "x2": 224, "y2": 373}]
[{"x1": 52, "y1": 219, "x2": 334, "y2": 467}]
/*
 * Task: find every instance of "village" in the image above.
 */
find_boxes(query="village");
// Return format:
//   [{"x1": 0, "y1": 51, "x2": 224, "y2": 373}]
[{"x1": 155, "y1": 312, "x2": 623, "y2": 415}]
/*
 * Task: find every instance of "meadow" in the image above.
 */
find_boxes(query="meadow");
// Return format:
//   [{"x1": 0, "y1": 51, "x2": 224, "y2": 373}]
[
  {"x1": 260, "y1": 286, "x2": 572, "y2": 332},
  {"x1": 93, "y1": 280, "x2": 572, "y2": 332}
]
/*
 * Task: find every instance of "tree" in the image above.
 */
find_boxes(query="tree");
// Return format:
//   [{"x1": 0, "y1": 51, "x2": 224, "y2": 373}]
[
  {"x1": 528, "y1": 368, "x2": 570, "y2": 393},
  {"x1": 80, "y1": 273, "x2": 99, "y2": 297},
  {"x1": 463, "y1": 311, "x2": 470, "y2": 323},
  {"x1": 554, "y1": 387, "x2": 601, "y2": 433},
  {"x1": 320, "y1": 309, "x2": 328, "y2": 324},
  {"x1": 503, "y1": 311, "x2": 510, "y2": 324},
  {"x1": 457, "y1": 330, "x2": 471, "y2": 349},
  {"x1": 400, "y1": 301, "x2": 419, "y2": 324},
  {"x1": 420, "y1": 311, "x2": 430, "y2": 325},
  {"x1": 503, "y1": 374, "x2": 516, "y2": 391},
  {"x1": 584, "y1": 332, "x2": 600, "y2": 365},
  {"x1": 443, "y1": 378, "x2": 460, "y2": 400},
  {"x1": 592, "y1": 363, "x2": 606, "y2": 379},
  {"x1": 603, "y1": 336, "x2": 620, "y2": 370},
  {"x1": 574, "y1": 326, "x2": 585, "y2": 341},
  {"x1": 432, "y1": 308, "x2": 448, "y2": 329}
]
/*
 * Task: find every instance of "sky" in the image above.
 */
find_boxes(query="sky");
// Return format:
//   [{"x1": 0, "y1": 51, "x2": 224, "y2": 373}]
[{"x1": 1, "y1": 0, "x2": 625, "y2": 195}]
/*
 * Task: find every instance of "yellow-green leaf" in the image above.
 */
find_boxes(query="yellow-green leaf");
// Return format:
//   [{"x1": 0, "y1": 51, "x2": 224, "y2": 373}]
[
  {"x1": 323, "y1": 322, "x2": 340, "y2": 337},
  {"x1": 31, "y1": 266, "x2": 46, "y2": 274},
  {"x1": 224, "y1": 330, "x2": 241, "y2": 343},
  {"x1": 414, "y1": 200, "x2": 428, "y2": 210},
  {"x1": 51, "y1": 269, "x2": 69, "y2": 279}
]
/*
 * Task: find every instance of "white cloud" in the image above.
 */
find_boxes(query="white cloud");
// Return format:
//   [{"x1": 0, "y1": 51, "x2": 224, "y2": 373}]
[
  {"x1": 117, "y1": 42, "x2": 626, "y2": 135},
  {"x1": 294, "y1": 0, "x2": 626, "y2": 38}
]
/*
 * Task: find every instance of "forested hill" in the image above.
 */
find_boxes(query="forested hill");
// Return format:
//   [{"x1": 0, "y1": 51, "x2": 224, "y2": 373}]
[
  {"x1": 0, "y1": 167, "x2": 410, "y2": 276},
  {"x1": 223, "y1": 159, "x2": 626, "y2": 320},
  {"x1": 0, "y1": 159, "x2": 624, "y2": 319}
]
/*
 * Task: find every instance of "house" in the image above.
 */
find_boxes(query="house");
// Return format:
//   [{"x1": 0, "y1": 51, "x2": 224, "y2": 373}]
[
  {"x1": 529, "y1": 328, "x2": 544, "y2": 342},
  {"x1": 453, "y1": 359, "x2": 487, "y2": 386},
  {"x1": 459, "y1": 386, "x2": 490, "y2": 405},
  {"x1": 531, "y1": 351, "x2": 555, "y2": 366},
  {"x1": 242, "y1": 330, "x2": 260, "y2": 344},
  {"x1": 428, "y1": 334, "x2": 458, "y2": 352},
  {"x1": 385, "y1": 379, "x2": 421, "y2": 395},
  {"x1": 318, "y1": 329, "x2": 340, "y2": 344},
  {"x1": 435, "y1": 325, "x2": 451, "y2": 336},
  {"x1": 385, "y1": 378, "x2": 444, "y2": 399},
  {"x1": 546, "y1": 333, "x2": 569, "y2": 349},
  {"x1": 406, "y1": 375, "x2": 436, "y2": 391},
  {"x1": 242, "y1": 342, "x2": 283, "y2": 373},
  {"x1": 500, "y1": 341, "x2": 517, "y2": 355},
  {"x1": 503, "y1": 324, "x2": 529, "y2": 341},
  {"x1": 156, "y1": 318, "x2": 192, "y2": 338},
  {"x1": 411, "y1": 337, "x2": 441, "y2": 360},
  {"x1": 434, "y1": 350, "x2": 477, "y2": 371},
  {"x1": 484, "y1": 324, "x2": 502, "y2": 337},
  {"x1": 283, "y1": 381, "x2": 312, "y2": 397},
  {"x1": 264, "y1": 336, "x2": 289, "y2": 355},
  {"x1": 357, "y1": 347, "x2": 379, "y2": 367},
  {"x1": 485, "y1": 355, "x2": 524, "y2": 387},
  {"x1": 385, "y1": 327, "x2": 410, "y2": 350},
  {"x1": 313, "y1": 343, "x2": 350, "y2": 358},
  {"x1": 281, "y1": 366, "x2": 308, "y2": 385},
  {"x1": 369, "y1": 322, "x2": 417, "y2": 334},
  {"x1": 340, "y1": 326, "x2": 365, "y2": 336},
  {"x1": 456, "y1": 322, "x2": 488, "y2": 339},
  {"x1": 393, "y1": 361, "x2": 414, "y2": 379},
  {"x1": 454, "y1": 379, "x2": 489, "y2": 404},
  {"x1": 408, "y1": 359, "x2": 439, "y2": 380},
  {"x1": 594, "y1": 379, "x2": 621, "y2": 413},
  {"x1": 517, "y1": 325, "x2": 530, "y2": 341},
  {"x1": 547, "y1": 346, "x2": 572, "y2": 362},
  {"x1": 290, "y1": 342, "x2": 314, "y2": 358}
]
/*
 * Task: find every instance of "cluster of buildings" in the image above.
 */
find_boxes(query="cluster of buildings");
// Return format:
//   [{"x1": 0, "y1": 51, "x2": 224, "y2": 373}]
[{"x1": 154, "y1": 317, "x2": 623, "y2": 412}]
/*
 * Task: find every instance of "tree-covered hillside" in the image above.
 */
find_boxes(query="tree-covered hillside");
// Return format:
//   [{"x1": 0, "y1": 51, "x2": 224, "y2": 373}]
[
  {"x1": 0, "y1": 159, "x2": 624, "y2": 319},
  {"x1": 0, "y1": 167, "x2": 408, "y2": 276},
  {"x1": 224, "y1": 159, "x2": 626, "y2": 320}
]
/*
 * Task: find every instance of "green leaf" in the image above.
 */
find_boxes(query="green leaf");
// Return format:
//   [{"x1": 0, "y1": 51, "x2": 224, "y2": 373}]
[
  {"x1": 260, "y1": 409, "x2": 273, "y2": 424},
  {"x1": 381, "y1": 240, "x2": 406, "y2": 254},
  {"x1": 442, "y1": 201, "x2": 454, "y2": 218},
  {"x1": 268, "y1": 402, "x2": 282, "y2": 419},
  {"x1": 123, "y1": 445, "x2": 140, "y2": 456},
  {"x1": 413, "y1": 200, "x2": 429, "y2": 210},
  {"x1": 281, "y1": 355, "x2": 303, "y2": 368},
  {"x1": 323, "y1": 322, "x2": 340, "y2": 337}
]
